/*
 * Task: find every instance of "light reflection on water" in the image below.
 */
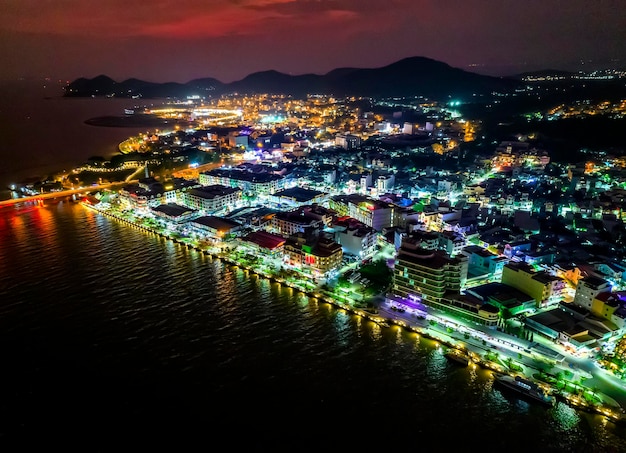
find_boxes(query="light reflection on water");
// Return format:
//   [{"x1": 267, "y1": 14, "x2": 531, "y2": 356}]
[
  {"x1": 369, "y1": 320, "x2": 384, "y2": 341},
  {"x1": 1, "y1": 202, "x2": 626, "y2": 450},
  {"x1": 552, "y1": 402, "x2": 582, "y2": 432},
  {"x1": 392, "y1": 324, "x2": 404, "y2": 344},
  {"x1": 426, "y1": 344, "x2": 450, "y2": 382}
]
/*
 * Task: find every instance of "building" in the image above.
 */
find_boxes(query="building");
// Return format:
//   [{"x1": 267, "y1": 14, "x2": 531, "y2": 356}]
[
  {"x1": 118, "y1": 184, "x2": 160, "y2": 210},
  {"x1": 189, "y1": 215, "x2": 242, "y2": 240},
  {"x1": 269, "y1": 187, "x2": 327, "y2": 208},
  {"x1": 594, "y1": 261, "x2": 626, "y2": 289},
  {"x1": 199, "y1": 168, "x2": 284, "y2": 195},
  {"x1": 525, "y1": 304, "x2": 619, "y2": 353},
  {"x1": 283, "y1": 231, "x2": 343, "y2": 280},
  {"x1": 573, "y1": 275, "x2": 612, "y2": 311},
  {"x1": 376, "y1": 174, "x2": 395, "y2": 193},
  {"x1": 392, "y1": 237, "x2": 468, "y2": 304},
  {"x1": 439, "y1": 292, "x2": 500, "y2": 327},
  {"x1": 402, "y1": 122, "x2": 420, "y2": 134},
  {"x1": 118, "y1": 176, "x2": 197, "y2": 210},
  {"x1": 591, "y1": 292, "x2": 626, "y2": 331},
  {"x1": 160, "y1": 177, "x2": 202, "y2": 203},
  {"x1": 331, "y1": 216, "x2": 378, "y2": 259},
  {"x1": 182, "y1": 185, "x2": 242, "y2": 213},
  {"x1": 228, "y1": 131, "x2": 251, "y2": 149},
  {"x1": 226, "y1": 206, "x2": 279, "y2": 229},
  {"x1": 239, "y1": 230, "x2": 286, "y2": 259},
  {"x1": 329, "y1": 194, "x2": 397, "y2": 232},
  {"x1": 438, "y1": 230, "x2": 466, "y2": 257},
  {"x1": 335, "y1": 133, "x2": 361, "y2": 150},
  {"x1": 385, "y1": 289, "x2": 500, "y2": 328},
  {"x1": 501, "y1": 261, "x2": 567, "y2": 308},
  {"x1": 492, "y1": 141, "x2": 550, "y2": 172},
  {"x1": 460, "y1": 245, "x2": 508, "y2": 282},
  {"x1": 271, "y1": 207, "x2": 329, "y2": 236},
  {"x1": 402, "y1": 230, "x2": 440, "y2": 251},
  {"x1": 151, "y1": 203, "x2": 197, "y2": 223},
  {"x1": 360, "y1": 173, "x2": 372, "y2": 193},
  {"x1": 465, "y1": 282, "x2": 536, "y2": 317}
]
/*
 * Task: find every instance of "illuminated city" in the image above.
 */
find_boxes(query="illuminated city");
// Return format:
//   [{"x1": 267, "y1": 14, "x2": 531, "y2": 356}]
[
  {"x1": 2, "y1": 1, "x2": 626, "y2": 450},
  {"x1": 9, "y1": 81, "x2": 626, "y2": 423}
]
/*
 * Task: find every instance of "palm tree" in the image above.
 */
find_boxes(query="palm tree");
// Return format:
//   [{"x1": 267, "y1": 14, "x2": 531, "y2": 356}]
[{"x1": 505, "y1": 357, "x2": 513, "y2": 369}]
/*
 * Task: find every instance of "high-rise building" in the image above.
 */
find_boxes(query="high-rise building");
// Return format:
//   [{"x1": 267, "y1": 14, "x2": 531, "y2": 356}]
[{"x1": 392, "y1": 237, "x2": 468, "y2": 304}]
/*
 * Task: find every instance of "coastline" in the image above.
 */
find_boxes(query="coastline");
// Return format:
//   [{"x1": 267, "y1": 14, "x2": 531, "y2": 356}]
[
  {"x1": 0, "y1": 84, "x2": 157, "y2": 193},
  {"x1": 81, "y1": 200, "x2": 626, "y2": 423}
]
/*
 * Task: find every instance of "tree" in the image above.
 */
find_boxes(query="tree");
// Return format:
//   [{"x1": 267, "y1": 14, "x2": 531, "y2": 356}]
[{"x1": 87, "y1": 155, "x2": 106, "y2": 166}]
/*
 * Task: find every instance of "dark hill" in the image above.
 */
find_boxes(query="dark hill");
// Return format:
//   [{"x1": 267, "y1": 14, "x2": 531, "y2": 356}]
[
  {"x1": 186, "y1": 77, "x2": 225, "y2": 95},
  {"x1": 226, "y1": 70, "x2": 322, "y2": 96},
  {"x1": 64, "y1": 75, "x2": 116, "y2": 96},
  {"x1": 63, "y1": 56, "x2": 521, "y2": 100},
  {"x1": 320, "y1": 56, "x2": 516, "y2": 98}
]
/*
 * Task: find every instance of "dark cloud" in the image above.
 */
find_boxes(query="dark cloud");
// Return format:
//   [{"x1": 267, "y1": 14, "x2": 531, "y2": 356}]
[{"x1": 0, "y1": 0, "x2": 624, "y2": 82}]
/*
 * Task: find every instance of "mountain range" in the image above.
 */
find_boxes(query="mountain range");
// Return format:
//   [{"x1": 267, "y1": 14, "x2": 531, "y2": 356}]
[{"x1": 63, "y1": 56, "x2": 521, "y2": 100}]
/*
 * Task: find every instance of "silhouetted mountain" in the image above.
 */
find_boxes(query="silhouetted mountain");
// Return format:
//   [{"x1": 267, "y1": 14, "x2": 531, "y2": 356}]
[
  {"x1": 63, "y1": 56, "x2": 520, "y2": 100},
  {"x1": 319, "y1": 56, "x2": 516, "y2": 98},
  {"x1": 226, "y1": 70, "x2": 323, "y2": 96},
  {"x1": 65, "y1": 75, "x2": 117, "y2": 96},
  {"x1": 185, "y1": 77, "x2": 226, "y2": 94}
]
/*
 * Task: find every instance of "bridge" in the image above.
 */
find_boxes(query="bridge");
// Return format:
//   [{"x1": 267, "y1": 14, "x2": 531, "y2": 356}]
[{"x1": 0, "y1": 181, "x2": 135, "y2": 208}]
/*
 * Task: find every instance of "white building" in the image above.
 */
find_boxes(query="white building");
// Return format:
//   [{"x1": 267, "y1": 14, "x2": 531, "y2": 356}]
[{"x1": 574, "y1": 275, "x2": 612, "y2": 311}]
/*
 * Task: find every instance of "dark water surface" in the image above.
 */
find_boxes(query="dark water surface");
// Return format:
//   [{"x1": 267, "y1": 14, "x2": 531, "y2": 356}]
[
  {"x1": 0, "y1": 79, "x2": 158, "y2": 197},
  {"x1": 1, "y1": 202, "x2": 625, "y2": 452}
]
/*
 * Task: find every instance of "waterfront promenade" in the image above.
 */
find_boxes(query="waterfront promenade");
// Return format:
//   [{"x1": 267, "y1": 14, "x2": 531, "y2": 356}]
[
  {"x1": 378, "y1": 301, "x2": 626, "y2": 418},
  {"x1": 82, "y1": 200, "x2": 626, "y2": 423}
]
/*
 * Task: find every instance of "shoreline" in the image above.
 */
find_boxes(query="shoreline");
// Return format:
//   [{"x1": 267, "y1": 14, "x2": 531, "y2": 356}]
[{"x1": 82, "y1": 200, "x2": 626, "y2": 423}]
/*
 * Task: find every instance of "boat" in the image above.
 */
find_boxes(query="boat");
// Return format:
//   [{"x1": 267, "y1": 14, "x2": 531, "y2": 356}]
[
  {"x1": 494, "y1": 373, "x2": 556, "y2": 407},
  {"x1": 444, "y1": 348, "x2": 470, "y2": 366}
]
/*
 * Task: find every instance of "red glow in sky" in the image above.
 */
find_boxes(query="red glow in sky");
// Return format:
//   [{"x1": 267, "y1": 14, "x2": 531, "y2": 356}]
[{"x1": 0, "y1": 0, "x2": 624, "y2": 83}]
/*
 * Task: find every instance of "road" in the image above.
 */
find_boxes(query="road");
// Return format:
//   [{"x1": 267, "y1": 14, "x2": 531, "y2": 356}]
[
  {"x1": 0, "y1": 181, "x2": 136, "y2": 207},
  {"x1": 171, "y1": 159, "x2": 234, "y2": 180},
  {"x1": 377, "y1": 302, "x2": 626, "y2": 409}
]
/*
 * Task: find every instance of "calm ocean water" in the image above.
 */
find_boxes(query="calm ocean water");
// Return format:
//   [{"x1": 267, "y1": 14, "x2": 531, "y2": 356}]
[
  {"x1": 0, "y1": 79, "x2": 156, "y2": 197},
  {"x1": 1, "y1": 83, "x2": 626, "y2": 451}
]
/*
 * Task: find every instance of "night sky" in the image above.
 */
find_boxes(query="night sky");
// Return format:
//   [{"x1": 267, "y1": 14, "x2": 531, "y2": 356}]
[{"x1": 1, "y1": 0, "x2": 625, "y2": 83}]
